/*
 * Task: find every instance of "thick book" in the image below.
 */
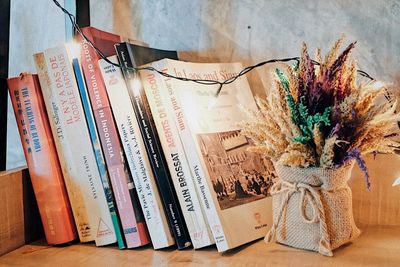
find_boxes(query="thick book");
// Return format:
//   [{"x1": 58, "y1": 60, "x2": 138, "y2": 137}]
[
  {"x1": 76, "y1": 27, "x2": 150, "y2": 247},
  {"x1": 140, "y1": 61, "x2": 214, "y2": 248},
  {"x1": 34, "y1": 46, "x2": 117, "y2": 246},
  {"x1": 99, "y1": 55, "x2": 175, "y2": 249},
  {"x1": 159, "y1": 59, "x2": 276, "y2": 252},
  {"x1": 7, "y1": 73, "x2": 77, "y2": 245},
  {"x1": 115, "y1": 42, "x2": 192, "y2": 249},
  {"x1": 72, "y1": 58, "x2": 125, "y2": 249},
  {"x1": 154, "y1": 60, "x2": 227, "y2": 250},
  {"x1": 155, "y1": 59, "x2": 228, "y2": 250}
]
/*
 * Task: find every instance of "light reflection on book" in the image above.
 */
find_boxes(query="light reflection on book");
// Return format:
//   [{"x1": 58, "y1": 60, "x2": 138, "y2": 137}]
[
  {"x1": 132, "y1": 75, "x2": 142, "y2": 96},
  {"x1": 208, "y1": 97, "x2": 217, "y2": 110},
  {"x1": 65, "y1": 41, "x2": 81, "y2": 59}
]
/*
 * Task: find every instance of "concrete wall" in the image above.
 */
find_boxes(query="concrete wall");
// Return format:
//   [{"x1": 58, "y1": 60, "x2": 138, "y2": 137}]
[
  {"x1": 6, "y1": 0, "x2": 400, "y2": 168},
  {"x1": 7, "y1": 0, "x2": 66, "y2": 169}
]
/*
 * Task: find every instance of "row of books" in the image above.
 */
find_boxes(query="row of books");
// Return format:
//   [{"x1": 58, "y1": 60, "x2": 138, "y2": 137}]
[{"x1": 7, "y1": 27, "x2": 276, "y2": 252}]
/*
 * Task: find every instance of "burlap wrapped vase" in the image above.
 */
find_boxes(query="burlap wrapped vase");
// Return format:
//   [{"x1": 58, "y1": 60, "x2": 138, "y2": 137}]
[{"x1": 265, "y1": 161, "x2": 361, "y2": 256}]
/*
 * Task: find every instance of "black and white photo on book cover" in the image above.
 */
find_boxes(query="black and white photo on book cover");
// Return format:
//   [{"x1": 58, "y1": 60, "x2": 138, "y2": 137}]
[{"x1": 197, "y1": 130, "x2": 277, "y2": 210}]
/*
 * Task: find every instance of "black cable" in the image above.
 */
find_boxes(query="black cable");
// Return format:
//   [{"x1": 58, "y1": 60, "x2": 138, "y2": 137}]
[{"x1": 52, "y1": 0, "x2": 375, "y2": 97}]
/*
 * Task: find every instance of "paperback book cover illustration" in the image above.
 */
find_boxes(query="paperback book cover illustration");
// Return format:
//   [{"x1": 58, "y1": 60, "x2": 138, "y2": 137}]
[
  {"x1": 76, "y1": 27, "x2": 150, "y2": 247},
  {"x1": 7, "y1": 73, "x2": 77, "y2": 245},
  {"x1": 162, "y1": 59, "x2": 276, "y2": 252},
  {"x1": 72, "y1": 58, "x2": 125, "y2": 249},
  {"x1": 140, "y1": 60, "x2": 214, "y2": 249},
  {"x1": 115, "y1": 42, "x2": 192, "y2": 249},
  {"x1": 99, "y1": 55, "x2": 175, "y2": 249},
  {"x1": 34, "y1": 45, "x2": 117, "y2": 246}
]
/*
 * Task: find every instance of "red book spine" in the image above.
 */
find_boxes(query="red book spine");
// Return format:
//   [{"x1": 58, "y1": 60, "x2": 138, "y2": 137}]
[
  {"x1": 77, "y1": 27, "x2": 150, "y2": 247},
  {"x1": 7, "y1": 73, "x2": 77, "y2": 245}
]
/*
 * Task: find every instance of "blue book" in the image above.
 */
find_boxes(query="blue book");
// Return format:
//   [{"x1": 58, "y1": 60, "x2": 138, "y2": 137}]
[{"x1": 72, "y1": 58, "x2": 125, "y2": 249}]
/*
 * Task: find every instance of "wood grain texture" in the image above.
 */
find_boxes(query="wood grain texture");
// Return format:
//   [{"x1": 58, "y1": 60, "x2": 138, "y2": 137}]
[
  {"x1": 0, "y1": 168, "x2": 25, "y2": 255},
  {"x1": 0, "y1": 0, "x2": 10, "y2": 171},
  {"x1": 350, "y1": 154, "x2": 400, "y2": 226},
  {"x1": 0, "y1": 225, "x2": 398, "y2": 267},
  {"x1": 1, "y1": 156, "x2": 399, "y2": 264}
]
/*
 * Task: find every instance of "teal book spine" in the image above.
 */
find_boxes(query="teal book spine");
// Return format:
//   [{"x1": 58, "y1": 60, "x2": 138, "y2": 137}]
[{"x1": 72, "y1": 58, "x2": 125, "y2": 249}]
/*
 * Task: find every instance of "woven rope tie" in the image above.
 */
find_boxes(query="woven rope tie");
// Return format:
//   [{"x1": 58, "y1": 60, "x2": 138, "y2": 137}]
[{"x1": 265, "y1": 180, "x2": 333, "y2": 257}]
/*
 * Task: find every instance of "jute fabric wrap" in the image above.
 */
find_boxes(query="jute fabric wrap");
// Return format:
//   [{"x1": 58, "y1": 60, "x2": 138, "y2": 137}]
[{"x1": 265, "y1": 162, "x2": 361, "y2": 256}]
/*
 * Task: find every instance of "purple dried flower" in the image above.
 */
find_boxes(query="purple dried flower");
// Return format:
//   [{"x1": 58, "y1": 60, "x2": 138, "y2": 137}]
[
  {"x1": 310, "y1": 81, "x2": 324, "y2": 114},
  {"x1": 329, "y1": 123, "x2": 341, "y2": 137},
  {"x1": 344, "y1": 148, "x2": 370, "y2": 190},
  {"x1": 297, "y1": 47, "x2": 316, "y2": 107},
  {"x1": 305, "y1": 56, "x2": 316, "y2": 107},
  {"x1": 328, "y1": 42, "x2": 356, "y2": 83},
  {"x1": 332, "y1": 103, "x2": 341, "y2": 124}
]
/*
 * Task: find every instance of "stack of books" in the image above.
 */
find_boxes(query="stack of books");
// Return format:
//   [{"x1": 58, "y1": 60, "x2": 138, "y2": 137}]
[{"x1": 7, "y1": 27, "x2": 277, "y2": 252}]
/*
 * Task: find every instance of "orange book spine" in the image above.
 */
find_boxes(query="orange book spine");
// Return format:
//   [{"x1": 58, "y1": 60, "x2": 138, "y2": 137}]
[{"x1": 7, "y1": 73, "x2": 77, "y2": 245}]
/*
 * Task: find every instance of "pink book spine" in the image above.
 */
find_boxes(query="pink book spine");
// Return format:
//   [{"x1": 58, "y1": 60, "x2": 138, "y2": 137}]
[{"x1": 77, "y1": 27, "x2": 149, "y2": 247}]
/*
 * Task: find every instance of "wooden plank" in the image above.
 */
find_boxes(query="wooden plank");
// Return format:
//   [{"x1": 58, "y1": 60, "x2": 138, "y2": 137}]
[
  {"x1": 349, "y1": 154, "x2": 400, "y2": 226},
  {"x1": 0, "y1": 168, "x2": 25, "y2": 255},
  {"x1": 0, "y1": 225, "x2": 398, "y2": 266},
  {"x1": 0, "y1": 0, "x2": 10, "y2": 171},
  {"x1": 0, "y1": 168, "x2": 42, "y2": 256}
]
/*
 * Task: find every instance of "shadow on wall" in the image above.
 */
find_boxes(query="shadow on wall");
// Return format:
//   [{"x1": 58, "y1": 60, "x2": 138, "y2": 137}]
[
  {"x1": 112, "y1": 0, "x2": 140, "y2": 41},
  {"x1": 110, "y1": 0, "x2": 268, "y2": 96}
]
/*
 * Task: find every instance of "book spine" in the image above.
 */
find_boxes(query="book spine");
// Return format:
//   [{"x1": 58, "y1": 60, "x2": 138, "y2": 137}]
[
  {"x1": 161, "y1": 61, "x2": 229, "y2": 252},
  {"x1": 78, "y1": 36, "x2": 150, "y2": 248},
  {"x1": 7, "y1": 74, "x2": 77, "y2": 245},
  {"x1": 115, "y1": 43, "x2": 192, "y2": 249},
  {"x1": 100, "y1": 56, "x2": 175, "y2": 249},
  {"x1": 72, "y1": 58, "x2": 125, "y2": 249},
  {"x1": 34, "y1": 47, "x2": 116, "y2": 246},
  {"x1": 34, "y1": 52, "x2": 92, "y2": 242},
  {"x1": 141, "y1": 61, "x2": 214, "y2": 249}
]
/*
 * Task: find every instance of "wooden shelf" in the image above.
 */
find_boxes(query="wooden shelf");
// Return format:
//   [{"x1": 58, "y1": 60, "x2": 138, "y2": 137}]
[{"x1": 0, "y1": 225, "x2": 399, "y2": 266}]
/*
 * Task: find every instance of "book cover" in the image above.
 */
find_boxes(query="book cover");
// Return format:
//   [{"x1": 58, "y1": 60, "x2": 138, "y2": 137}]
[
  {"x1": 72, "y1": 58, "x2": 125, "y2": 249},
  {"x1": 161, "y1": 59, "x2": 276, "y2": 252},
  {"x1": 99, "y1": 55, "x2": 175, "y2": 249},
  {"x1": 155, "y1": 59, "x2": 225, "y2": 248},
  {"x1": 34, "y1": 46, "x2": 116, "y2": 246},
  {"x1": 115, "y1": 42, "x2": 192, "y2": 249},
  {"x1": 156, "y1": 60, "x2": 228, "y2": 250},
  {"x1": 140, "y1": 60, "x2": 214, "y2": 249},
  {"x1": 7, "y1": 73, "x2": 77, "y2": 245},
  {"x1": 76, "y1": 27, "x2": 150, "y2": 247}
]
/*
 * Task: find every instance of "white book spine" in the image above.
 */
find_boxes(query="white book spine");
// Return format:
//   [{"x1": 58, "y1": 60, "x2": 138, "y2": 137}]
[
  {"x1": 141, "y1": 63, "x2": 213, "y2": 249},
  {"x1": 34, "y1": 46, "x2": 116, "y2": 246},
  {"x1": 99, "y1": 56, "x2": 174, "y2": 249},
  {"x1": 159, "y1": 60, "x2": 228, "y2": 252}
]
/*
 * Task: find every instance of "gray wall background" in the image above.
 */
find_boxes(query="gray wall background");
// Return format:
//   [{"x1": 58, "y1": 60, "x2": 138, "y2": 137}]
[{"x1": 6, "y1": 0, "x2": 400, "y2": 169}]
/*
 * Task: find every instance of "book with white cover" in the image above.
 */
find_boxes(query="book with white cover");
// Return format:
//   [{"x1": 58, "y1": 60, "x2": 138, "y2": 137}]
[
  {"x1": 154, "y1": 59, "x2": 227, "y2": 251},
  {"x1": 99, "y1": 56, "x2": 175, "y2": 249},
  {"x1": 140, "y1": 62, "x2": 214, "y2": 249},
  {"x1": 34, "y1": 45, "x2": 116, "y2": 246},
  {"x1": 158, "y1": 59, "x2": 276, "y2": 252}
]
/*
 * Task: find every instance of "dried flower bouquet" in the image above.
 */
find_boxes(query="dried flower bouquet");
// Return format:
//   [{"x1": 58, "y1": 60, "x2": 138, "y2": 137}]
[
  {"x1": 242, "y1": 38, "x2": 400, "y2": 190},
  {"x1": 241, "y1": 39, "x2": 399, "y2": 256}
]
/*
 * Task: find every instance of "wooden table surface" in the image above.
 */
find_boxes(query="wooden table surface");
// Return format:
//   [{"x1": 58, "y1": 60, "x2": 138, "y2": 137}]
[{"x1": 0, "y1": 225, "x2": 399, "y2": 267}]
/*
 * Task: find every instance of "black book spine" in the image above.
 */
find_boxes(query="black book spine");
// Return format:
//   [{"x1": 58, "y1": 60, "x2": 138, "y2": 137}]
[{"x1": 115, "y1": 43, "x2": 192, "y2": 249}]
